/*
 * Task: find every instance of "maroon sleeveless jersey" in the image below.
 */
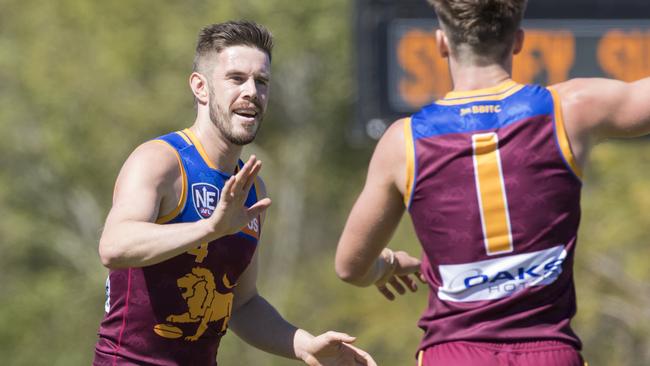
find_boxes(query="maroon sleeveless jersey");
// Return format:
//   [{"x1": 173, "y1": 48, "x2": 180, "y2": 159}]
[
  {"x1": 94, "y1": 129, "x2": 262, "y2": 366},
  {"x1": 404, "y1": 81, "x2": 583, "y2": 354}
]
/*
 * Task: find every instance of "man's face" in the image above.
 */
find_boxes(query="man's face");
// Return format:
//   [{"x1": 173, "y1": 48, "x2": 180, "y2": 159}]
[{"x1": 207, "y1": 45, "x2": 271, "y2": 145}]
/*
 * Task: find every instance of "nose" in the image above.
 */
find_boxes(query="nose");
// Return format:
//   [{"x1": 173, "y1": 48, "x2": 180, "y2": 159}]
[{"x1": 241, "y1": 78, "x2": 258, "y2": 101}]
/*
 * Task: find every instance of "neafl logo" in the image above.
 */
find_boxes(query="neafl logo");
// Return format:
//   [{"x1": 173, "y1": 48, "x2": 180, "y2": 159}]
[{"x1": 192, "y1": 183, "x2": 220, "y2": 218}]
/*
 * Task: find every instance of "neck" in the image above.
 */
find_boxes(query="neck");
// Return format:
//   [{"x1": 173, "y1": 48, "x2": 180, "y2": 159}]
[
  {"x1": 189, "y1": 108, "x2": 242, "y2": 174},
  {"x1": 448, "y1": 56, "x2": 513, "y2": 92}
]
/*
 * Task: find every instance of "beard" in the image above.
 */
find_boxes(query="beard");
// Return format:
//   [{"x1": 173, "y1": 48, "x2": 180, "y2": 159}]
[{"x1": 208, "y1": 86, "x2": 262, "y2": 146}]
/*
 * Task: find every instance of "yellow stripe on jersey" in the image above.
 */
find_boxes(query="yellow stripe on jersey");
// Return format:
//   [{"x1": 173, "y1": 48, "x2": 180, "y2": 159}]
[
  {"x1": 547, "y1": 87, "x2": 583, "y2": 179},
  {"x1": 153, "y1": 140, "x2": 188, "y2": 224},
  {"x1": 472, "y1": 133, "x2": 513, "y2": 255},
  {"x1": 436, "y1": 80, "x2": 524, "y2": 106},
  {"x1": 417, "y1": 350, "x2": 424, "y2": 366},
  {"x1": 183, "y1": 128, "x2": 219, "y2": 170},
  {"x1": 175, "y1": 130, "x2": 192, "y2": 145},
  {"x1": 404, "y1": 117, "x2": 416, "y2": 208}
]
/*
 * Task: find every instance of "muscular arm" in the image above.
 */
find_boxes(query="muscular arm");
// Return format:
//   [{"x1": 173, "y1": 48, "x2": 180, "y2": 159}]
[
  {"x1": 229, "y1": 251, "x2": 307, "y2": 360},
  {"x1": 335, "y1": 119, "x2": 408, "y2": 285},
  {"x1": 228, "y1": 178, "x2": 303, "y2": 359},
  {"x1": 552, "y1": 77, "x2": 650, "y2": 166},
  {"x1": 230, "y1": 182, "x2": 375, "y2": 365},
  {"x1": 98, "y1": 142, "x2": 270, "y2": 269}
]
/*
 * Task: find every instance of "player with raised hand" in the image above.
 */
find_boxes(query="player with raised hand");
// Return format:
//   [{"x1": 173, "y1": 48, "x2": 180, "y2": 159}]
[{"x1": 94, "y1": 20, "x2": 376, "y2": 366}]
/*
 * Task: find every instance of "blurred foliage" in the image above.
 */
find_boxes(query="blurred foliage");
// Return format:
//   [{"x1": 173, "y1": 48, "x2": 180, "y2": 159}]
[{"x1": 0, "y1": 0, "x2": 649, "y2": 365}]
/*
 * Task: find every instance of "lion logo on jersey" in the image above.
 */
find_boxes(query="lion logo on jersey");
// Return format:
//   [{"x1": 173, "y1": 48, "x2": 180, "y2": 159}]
[{"x1": 155, "y1": 267, "x2": 236, "y2": 341}]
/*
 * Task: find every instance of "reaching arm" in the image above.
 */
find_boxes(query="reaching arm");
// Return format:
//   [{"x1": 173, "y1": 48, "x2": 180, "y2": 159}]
[
  {"x1": 335, "y1": 119, "x2": 422, "y2": 299},
  {"x1": 98, "y1": 141, "x2": 271, "y2": 268},
  {"x1": 551, "y1": 77, "x2": 650, "y2": 166},
  {"x1": 229, "y1": 183, "x2": 375, "y2": 366},
  {"x1": 230, "y1": 256, "x2": 375, "y2": 366}
]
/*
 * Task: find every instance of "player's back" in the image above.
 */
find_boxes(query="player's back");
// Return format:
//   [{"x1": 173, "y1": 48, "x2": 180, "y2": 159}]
[{"x1": 404, "y1": 80, "x2": 583, "y2": 353}]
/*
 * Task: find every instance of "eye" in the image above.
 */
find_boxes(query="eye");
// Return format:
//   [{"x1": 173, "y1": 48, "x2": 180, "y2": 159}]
[
  {"x1": 230, "y1": 75, "x2": 245, "y2": 83},
  {"x1": 256, "y1": 78, "x2": 269, "y2": 87}
]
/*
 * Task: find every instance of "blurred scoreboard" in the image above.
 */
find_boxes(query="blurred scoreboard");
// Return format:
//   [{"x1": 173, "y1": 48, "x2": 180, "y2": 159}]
[{"x1": 354, "y1": 0, "x2": 650, "y2": 140}]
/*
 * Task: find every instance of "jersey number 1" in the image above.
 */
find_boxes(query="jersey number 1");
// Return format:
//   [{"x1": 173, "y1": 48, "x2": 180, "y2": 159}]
[{"x1": 472, "y1": 132, "x2": 513, "y2": 256}]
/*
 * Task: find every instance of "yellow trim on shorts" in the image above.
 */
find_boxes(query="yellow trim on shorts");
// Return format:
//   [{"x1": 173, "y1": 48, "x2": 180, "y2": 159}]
[
  {"x1": 404, "y1": 117, "x2": 416, "y2": 208},
  {"x1": 153, "y1": 140, "x2": 187, "y2": 224},
  {"x1": 417, "y1": 350, "x2": 424, "y2": 366},
  {"x1": 182, "y1": 128, "x2": 219, "y2": 170},
  {"x1": 547, "y1": 87, "x2": 583, "y2": 179},
  {"x1": 436, "y1": 80, "x2": 524, "y2": 106}
]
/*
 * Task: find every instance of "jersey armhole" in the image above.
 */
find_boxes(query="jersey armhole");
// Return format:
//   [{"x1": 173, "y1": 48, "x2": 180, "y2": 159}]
[
  {"x1": 153, "y1": 140, "x2": 188, "y2": 224},
  {"x1": 404, "y1": 117, "x2": 417, "y2": 208},
  {"x1": 547, "y1": 87, "x2": 583, "y2": 180}
]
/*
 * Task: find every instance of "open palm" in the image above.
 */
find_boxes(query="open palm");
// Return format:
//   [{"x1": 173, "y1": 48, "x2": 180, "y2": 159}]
[{"x1": 208, "y1": 155, "x2": 271, "y2": 238}]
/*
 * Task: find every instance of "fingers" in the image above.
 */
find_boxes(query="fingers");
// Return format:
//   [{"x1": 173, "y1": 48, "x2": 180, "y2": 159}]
[
  {"x1": 387, "y1": 277, "x2": 406, "y2": 295},
  {"x1": 376, "y1": 284, "x2": 395, "y2": 300},
  {"x1": 377, "y1": 272, "x2": 423, "y2": 299},
  {"x1": 221, "y1": 156, "x2": 262, "y2": 203},
  {"x1": 221, "y1": 176, "x2": 236, "y2": 202},
  {"x1": 323, "y1": 331, "x2": 356, "y2": 344},
  {"x1": 247, "y1": 197, "x2": 272, "y2": 219},
  {"x1": 398, "y1": 274, "x2": 418, "y2": 292},
  {"x1": 344, "y1": 344, "x2": 376, "y2": 366},
  {"x1": 393, "y1": 251, "x2": 421, "y2": 275},
  {"x1": 417, "y1": 271, "x2": 427, "y2": 283},
  {"x1": 242, "y1": 159, "x2": 262, "y2": 193},
  {"x1": 238, "y1": 155, "x2": 262, "y2": 190}
]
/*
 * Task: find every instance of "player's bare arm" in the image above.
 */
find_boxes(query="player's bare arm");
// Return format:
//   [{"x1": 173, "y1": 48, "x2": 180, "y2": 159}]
[
  {"x1": 552, "y1": 77, "x2": 650, "y2": 167},
  {"x1": 335, "y1": 118, "x2": 422, "y2": 300},
  {"x1": 98, "y1": 143, "x2": 270, "y2": 269},
  {"x1": 229, "y1": 181, "x2": 376, "y2": 366}
]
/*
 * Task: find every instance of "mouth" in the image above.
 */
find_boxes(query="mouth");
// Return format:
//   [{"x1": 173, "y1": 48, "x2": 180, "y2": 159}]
[{"x1": 232, "y1": 107, "x2": 259, "y2": 121}]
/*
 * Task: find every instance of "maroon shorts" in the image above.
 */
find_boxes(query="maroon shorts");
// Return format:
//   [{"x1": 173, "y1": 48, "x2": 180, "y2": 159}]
[{"x1": 417, "y1": 341, "x2": 586, "y2": 366}]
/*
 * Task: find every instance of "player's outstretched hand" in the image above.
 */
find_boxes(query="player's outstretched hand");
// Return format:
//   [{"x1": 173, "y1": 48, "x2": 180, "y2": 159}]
[
  {"x1": 207, "y1": 155, "x2": 272, "y2": 238},
  {"x1": 300, "y1": 331, "x2": 377, "y2": 366},
  {"x1": 375, "y1": 249, "x2": 426, "y2": 300}
]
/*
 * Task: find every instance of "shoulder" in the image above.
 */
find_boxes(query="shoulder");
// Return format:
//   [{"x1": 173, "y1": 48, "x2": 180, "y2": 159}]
[
  {"x1": 549, "y1": 78, "x2": 627, "y2": 116},
  {"x1": 127, "y1": 140, "x2": 179, "y2": 175},
  {"x1": 376, "y1": 117, "x2": 408, "y2": 155},
  {"x1": 550, "y1": 78, "x2": 626, "y2": 130},
  {"x1": 115, "y1": 139, "x2": 182, "y2": 194},
  {"x1": 366, "y1": 118, "x2": 410, "y2": 190}
]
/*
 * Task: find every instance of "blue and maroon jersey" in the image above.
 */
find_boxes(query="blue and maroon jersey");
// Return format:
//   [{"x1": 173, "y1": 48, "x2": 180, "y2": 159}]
[
  {"x1": 94, "y1": 128, "x2": 262, "y2": 366},
  {"x1": 404, "y1": 81, "x2": 583, "y2": 354}
]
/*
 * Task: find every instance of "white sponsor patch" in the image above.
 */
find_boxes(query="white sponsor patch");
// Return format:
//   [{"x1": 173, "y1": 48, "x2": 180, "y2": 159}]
[
  {"x1": 104, "y1": 276, "x2": 111, "y2": 313},
  {"x1": 438, "y1": 245, "x2": 567, "y2": 302}
]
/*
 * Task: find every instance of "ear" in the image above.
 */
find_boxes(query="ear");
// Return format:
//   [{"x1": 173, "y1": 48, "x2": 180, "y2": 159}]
[
  {"x1": 190, "y1": 72, "x2": 209, "y2": 105},
  {"x1": 512, "y1": 29, "x2": 525, "y2": 55},
  {"x1": 435, "y1": 29, "x2": 450, "y2": 58}
]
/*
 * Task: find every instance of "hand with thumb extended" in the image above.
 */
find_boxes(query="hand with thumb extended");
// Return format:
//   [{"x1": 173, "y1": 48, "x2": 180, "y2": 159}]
[
  {"x1": 206, "y1": 155, "x2": 271, "y2": 239},
  {"x1": 375, "y1": 249, "x2": 426, "y2": 300}
]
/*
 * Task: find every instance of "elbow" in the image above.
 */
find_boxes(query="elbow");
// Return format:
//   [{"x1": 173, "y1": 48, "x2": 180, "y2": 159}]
[
  {"x1": 335, "y1": 261, "x2": 365, "y2": 286},
  {"x1": 98, "y1": 237, "x2": 126, "y2": 269},
  {"x1": 98, "y1": 246, "x2": 117, "y2": 269}
]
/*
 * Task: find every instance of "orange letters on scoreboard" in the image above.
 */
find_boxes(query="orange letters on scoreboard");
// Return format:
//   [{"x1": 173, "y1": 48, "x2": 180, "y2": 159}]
[
  {"x1": 397, "y1": 29, "x2": 452, "y2": 107},
  {"x1": 396, "y1": 29, "x2": 575, "y2": 108},
  {"x1": 395, "y1": 27, "x2": 650, "y2": 108},
  {"x1": 512, "y1": 31, "x2": 575, "y2": 85},
  {"x1": 598, "y1": 30, "x2": 650, "y2": 81}
]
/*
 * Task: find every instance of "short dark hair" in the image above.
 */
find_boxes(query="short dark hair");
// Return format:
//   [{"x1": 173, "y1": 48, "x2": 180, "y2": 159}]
[
  {"x1": 193, "y1": 20, "x2": 274, "y2": 73},
  {"x1": 427, "y1": 0, "x2": 527, "y2": 62}
]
